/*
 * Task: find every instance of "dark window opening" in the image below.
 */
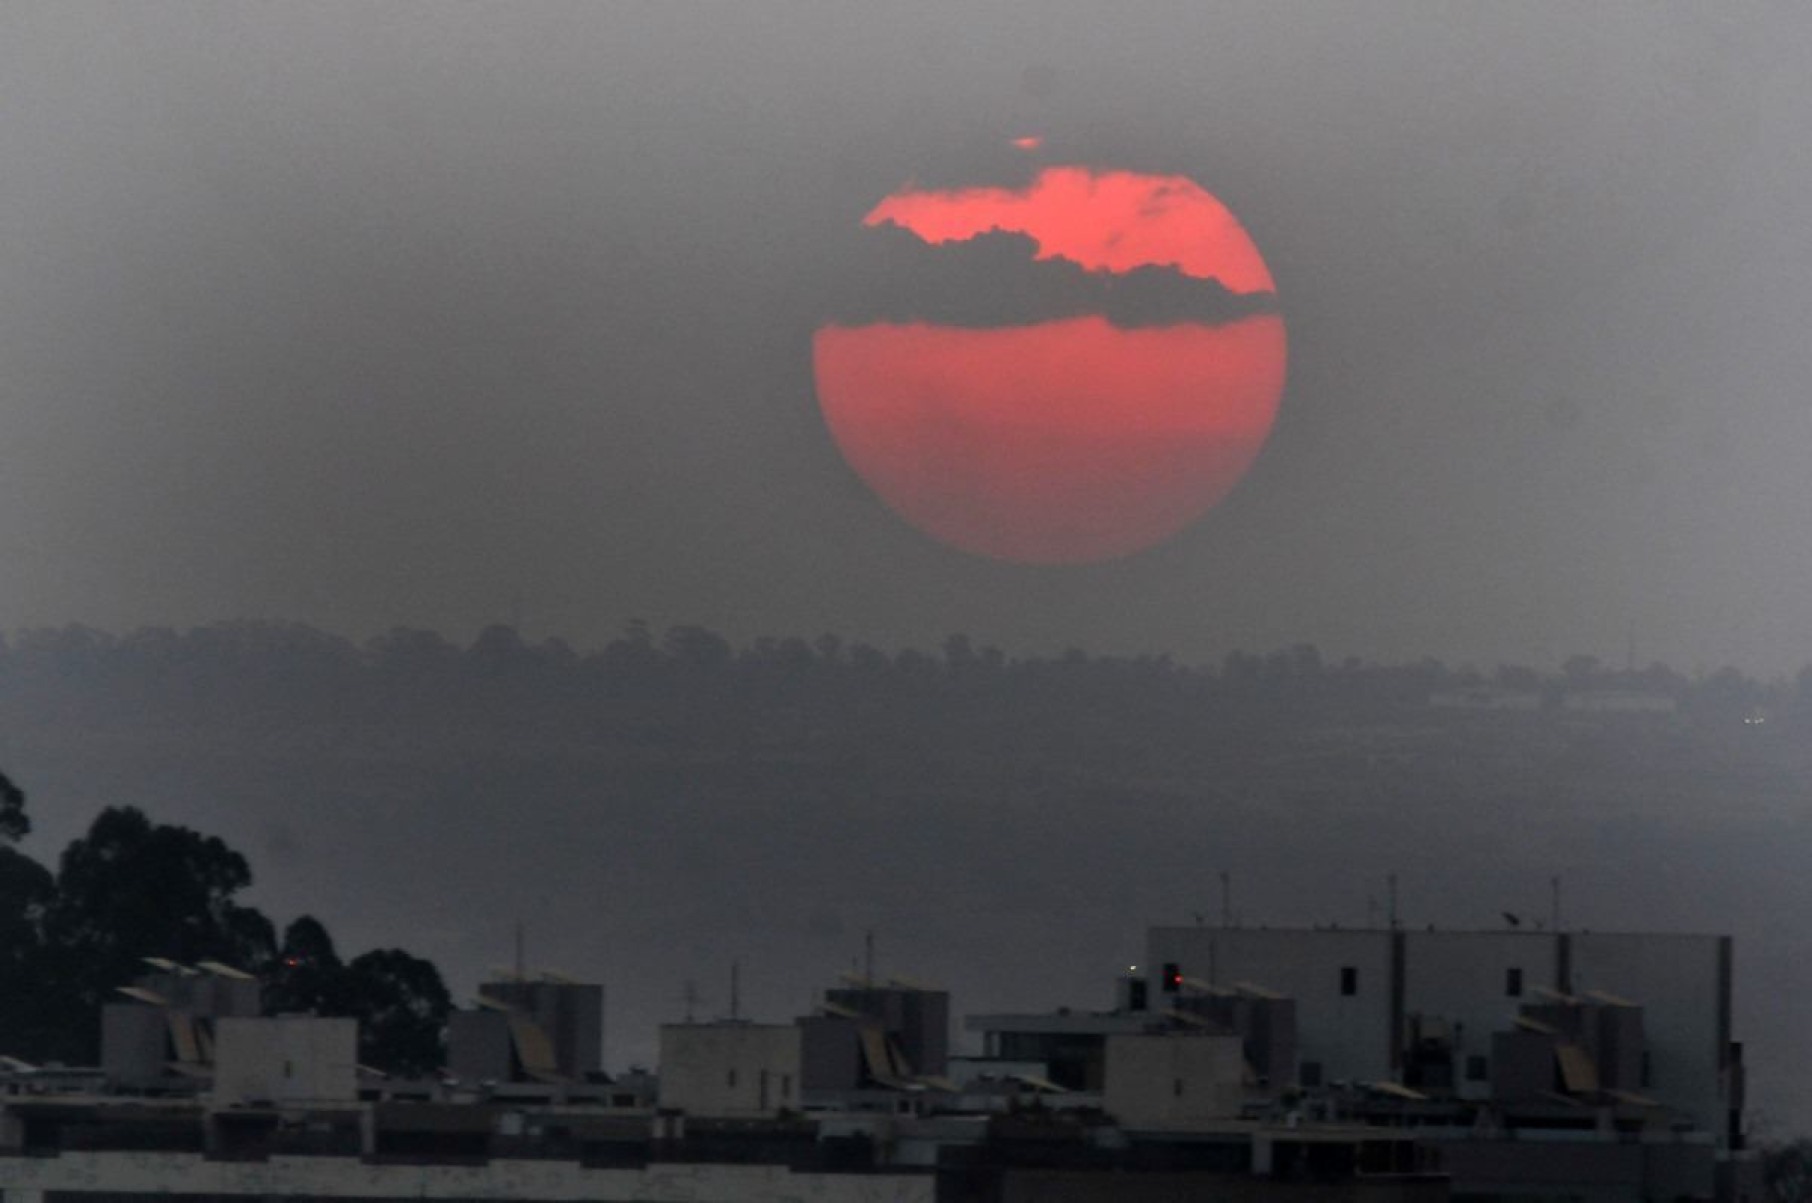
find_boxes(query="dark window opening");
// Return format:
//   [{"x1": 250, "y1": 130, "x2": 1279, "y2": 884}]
[
  {"x1": 1173, "y1": 1078, "x2": 1184, "y2": 1097},
  {"x1": 1340, "y1": 966, "x2": 1358, "y2": 996},
  {"x1": 1506, "y1": 967, "x2": 1524, "y2": 996},
  {"x1": 1161, "y1": 963, "x2": 1182, "y2": 993},
  {"x1": 727, "y1": 1068, "x2": 737, "y2": 1088},
  {"x1": 1301, "y1": 1060, "x2": 1323, "y2": 1087},
  {"x1": 1642, "y1": 1052, "x2": 1653, "y2": 1088},
  {"x1": 1466, "y1": 1055, "x2": 1488, "y2": 1081}
]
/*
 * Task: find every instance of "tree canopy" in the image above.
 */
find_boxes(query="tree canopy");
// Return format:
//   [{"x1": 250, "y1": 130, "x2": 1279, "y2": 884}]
[
  {"x1": 0, "y1": 769, "x2": 26, "y2": 843},
  {"x1": 0, "y1": 782, "x2": 448, "y2": 1073}
]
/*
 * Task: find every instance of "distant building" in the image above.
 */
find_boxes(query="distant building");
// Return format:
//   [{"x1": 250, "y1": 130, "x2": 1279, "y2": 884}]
[
  {"x1": 0, "y1": 905, "x2": 1758, "y2": 1203},
  {"x1": 658, "y1": 1022, "x2": 801, "y2": 1119},
  {"x1": 822, "y1": 978, "x2": 949, "y2": 1079},
  {"x1": 1562, "y1": 689, "x2": 1677, "y2": 714},
  {"x1": 1102, "y1": 1031, "x2": 1246, "y2": 1130},
  {"x1": 447, "y1": 973, "x2": 603, "y2": 1085},
  {"x1": 212, "y1": 1015, "x2": 357, "y2": 1105},
  {"x1": 1429, "y1": 687, "x2": 1543, "y2": 712},
  {"x1": 1144, "y1": 926, "x2": 1741, "y2": 1145},
  {"x1": 964, "y1": 1008, "x2": 1153, "y2": 1092},
  {"x1": 100, "y1": 961, "x2": 261, "y2": 1091}
]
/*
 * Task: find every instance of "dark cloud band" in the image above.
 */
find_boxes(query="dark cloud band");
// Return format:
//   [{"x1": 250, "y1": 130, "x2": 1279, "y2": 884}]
[{"x1": 821, "y1": 225, "x2": 1278, "y2": 329}]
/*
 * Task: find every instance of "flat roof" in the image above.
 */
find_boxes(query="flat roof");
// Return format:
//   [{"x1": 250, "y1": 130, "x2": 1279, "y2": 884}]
[
  {"x1": 964, "y1": 1011, "x2": 1152, "y2": 1035},
  {"x1": 1147, "y1": 926, "x2": 1730, "y2": 939}
]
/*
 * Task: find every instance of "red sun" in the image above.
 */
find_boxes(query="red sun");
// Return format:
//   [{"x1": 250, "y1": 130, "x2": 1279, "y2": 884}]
[{"x1": 813, "y1": 164, "x2": 1286, "y2": 564}]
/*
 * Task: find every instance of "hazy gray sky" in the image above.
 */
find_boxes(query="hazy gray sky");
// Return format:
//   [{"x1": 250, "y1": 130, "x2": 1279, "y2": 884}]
[{"x1": 2, "y1": 3, "x2": 1809, "y2": 671}]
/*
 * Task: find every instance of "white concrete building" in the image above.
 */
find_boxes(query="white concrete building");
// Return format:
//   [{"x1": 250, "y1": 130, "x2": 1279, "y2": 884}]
[
  {"x1": 658, "y1": 1022, "x2": 801, "y2": 1118},
  {"x1": 1103, "y1": 1032, "x2": 1245, "y2": 1131},
  {"x1": 1145, "y1": 927, "x2": 1739, "y2": 1143},
  {"x1": 1148, "y1": 928, "x2": 1397, "y2": 1089},
  {"x1": 1401, "y1": 930, "x2": 1559, "y2": 1101},
  {"x1": 213, "y1": 1015, "x2": 358, "y2": 1105}
]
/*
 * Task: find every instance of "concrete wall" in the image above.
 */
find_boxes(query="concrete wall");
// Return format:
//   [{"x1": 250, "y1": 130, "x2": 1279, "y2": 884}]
[
  {"x1": 799, "y1": 1015, "x2": 864, "y2": 1092},
  {"x1": 1172, "y1": 993, "x2": 1297, "y2": 1093},
  {"x1": 1568, "y1": 934, "x2": 1728, "y2": 1129},
  {"x1": 447, "y1": 1010, "x2": 513, "y2": 1083},
  {"x1": 1102, "y1": 1032, "x2": 1245, "y2": 1130},
  {"x1": 100, "y1": 1004, "x2": 167, "y2": 1090},
  {"x1": 657, "y1": 1024, "x2": 801, "y2": 1118},
  {"x1": 1489, "y1": 1030, "x2": 1557, "y2": 1101},
  {"x1": 0, "y1": 1149, "x2": 932, "y2": 1203},
  {"x1": 1433, "y1": 1136, "x2": 1716, "y2": 1203},
  {"x1": 1148, "y1": 928, "x2": 1395, "y2": 1087},
  {"x1": 999, "y1": 1169, "x2": 1449, "y2": 1203},
  {"x1": 1403, "y1": 931, "x2": 1559, "y2": 1100},
  {"x1": 213, "y1": 1016, "x2": 357, "y2": 1104}
]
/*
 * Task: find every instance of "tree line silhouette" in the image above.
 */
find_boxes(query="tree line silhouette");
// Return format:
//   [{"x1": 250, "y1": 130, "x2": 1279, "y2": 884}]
[
  {"x1": 0, "y1": 775, "x2": 448, "y2": 1074},
  {"x1": 0, "y1": 620, "x2": 1796, "y2": 741}
]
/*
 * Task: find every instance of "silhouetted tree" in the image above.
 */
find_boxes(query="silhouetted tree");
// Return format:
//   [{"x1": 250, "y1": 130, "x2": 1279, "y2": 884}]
[
  {"x1": 40, "y1": 807, "x2": 277, "y2": 1061},
  {"x1": 0, "y1": 787, "x2": 54, "y2": 1057},
  {"x1": 1562, "y1": 654, "x2": 1602, "y2": 685},
  {"x1": 664, "y1": 624, "x2": 732, "y2": 669},
  {"x1": 0, "y1": 770, "x2": 25, "y2": 844},
  {"x1": 340, "y1": 949, "x2": 450, "y2": 1076},
  {"x1": 266, "y1": 915, "x2": 347, "y2": 1016}
]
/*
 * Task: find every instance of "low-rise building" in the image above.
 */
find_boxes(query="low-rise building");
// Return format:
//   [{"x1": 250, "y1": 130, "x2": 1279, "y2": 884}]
[
  {"x1": 212, "y1": 1015, "x2": 357, "y2": 1105},
  {"x1": 1103, "y1": 1031, "x2": 1246, "y2": 1130},
  {"x1": 658, "y1": 1022, "x2": 801, "y2": 1119}
]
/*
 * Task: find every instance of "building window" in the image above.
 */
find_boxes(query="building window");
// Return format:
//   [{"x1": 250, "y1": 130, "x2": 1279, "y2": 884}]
[
  {"x1": 1340, "y1": 966, "x2": 1358, "y2": 996},
  {"x1": 782, "y1": 1074, "x2": 792, "y2": 1099},
  {"x1": 1506, "y1": 967, "x2": 1523, "y2": 997},
  {"x1": 727, "y1": 1068, "x2": 738, "y2": 1088},
  {"x1": 1466, "y1": 1055, "x2": 1488, "y2": 1081},
  {"x1": 1642, "y1": 1052, "x2": 1653, "y2": 1088},
  {"x1": 1173, "y1": 1078, "x2": 1184, "y2": 1097},
  {"x1": 1301, "y1": 1061, "x2": 1323, "y2": 1087}
]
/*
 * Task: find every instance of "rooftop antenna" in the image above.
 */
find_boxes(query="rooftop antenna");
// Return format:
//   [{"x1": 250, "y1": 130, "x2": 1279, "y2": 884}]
[
  {"x1": 1220, "y1": 871, "x2": 1231, "y2": 928},
  {"x1": 1550, "y1": 876, "x2": 1562, "y2": 932},
  {"x1": 1388, "y1": 873, "x2": 1400, "y2": 930},
  {"x1": 730, "y1": 961, "x2": 741, "y2": 1022},
  {"x1": 683, "y1": 979, "x2": 699, "y2": 1025},
  {"x1": 863, "y1": 929, "x2": 875, "y2": 988},
  {"x1": 514, "y1": 921, "x2": 525, "y2": 983}
]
